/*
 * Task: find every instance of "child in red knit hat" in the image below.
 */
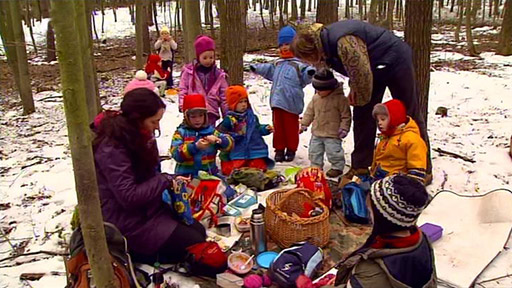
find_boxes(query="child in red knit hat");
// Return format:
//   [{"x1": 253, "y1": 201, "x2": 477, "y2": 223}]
[
  {"x1": 178, "y1": 35, "x2": 229, "y2": 127},
  {"x1": 170, "y1": 94, "x2": 233, "y2": 177},
  {"x1": 216, "y1": 85, "x2": 274, "y2": 176},
  {"x1": 371, "y1": 99, "x2": 427, "y2": 183},
  {"x1": 145, "y1": 54, "x2": 170, "y2": 96}
]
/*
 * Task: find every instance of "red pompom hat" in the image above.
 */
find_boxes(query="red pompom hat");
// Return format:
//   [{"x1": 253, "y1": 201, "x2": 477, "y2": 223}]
[{"x1": 373, "y1": 99, "x2": 407, "y2": 136}]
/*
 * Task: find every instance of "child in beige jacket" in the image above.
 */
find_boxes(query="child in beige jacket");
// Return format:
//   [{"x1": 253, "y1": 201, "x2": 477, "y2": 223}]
[{"x1": 301, "y1": 69, "x2": 352, "y2": 178}]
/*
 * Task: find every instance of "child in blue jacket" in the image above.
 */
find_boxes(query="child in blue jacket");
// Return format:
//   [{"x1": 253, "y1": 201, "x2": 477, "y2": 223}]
[
  {"x1": 250, "y1": 26, "x2": 315, "y2": 162},
  {"x1": 216, "y1": 85, "x2": 274, "y2": 176}
]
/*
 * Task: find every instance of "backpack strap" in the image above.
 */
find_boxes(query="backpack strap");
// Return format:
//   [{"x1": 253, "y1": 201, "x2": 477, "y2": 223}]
[
  {"x1": 334, "y1": 248, "x2": 377, "y2": 286},
  {"x1": 288, "y1": 61, "x2": 304, "y2": 87}
]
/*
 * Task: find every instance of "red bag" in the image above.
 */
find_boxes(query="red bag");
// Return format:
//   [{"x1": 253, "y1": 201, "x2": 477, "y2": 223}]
[
  {"x1": 295, "y1": 167, "x2": 332, "y2": 209},
  {"x1": 186, "y1": 242, "x2": 227, "y2": 277}
]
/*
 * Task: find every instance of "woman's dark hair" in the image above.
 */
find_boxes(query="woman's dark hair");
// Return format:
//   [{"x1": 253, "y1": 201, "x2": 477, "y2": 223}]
[{"x1": 93, "y1": 88, "x2": 166, "y2": 182}]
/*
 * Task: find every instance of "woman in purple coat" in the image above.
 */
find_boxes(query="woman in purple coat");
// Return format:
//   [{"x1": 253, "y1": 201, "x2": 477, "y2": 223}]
[{"x1": 92, "y1": 87, "x2": 206, "y2": 264}]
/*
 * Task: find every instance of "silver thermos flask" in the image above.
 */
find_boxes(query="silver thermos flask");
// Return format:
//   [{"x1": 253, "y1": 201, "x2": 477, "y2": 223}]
[{"x1": 250, "y1": 208, "x2": 267, "y2": 255}]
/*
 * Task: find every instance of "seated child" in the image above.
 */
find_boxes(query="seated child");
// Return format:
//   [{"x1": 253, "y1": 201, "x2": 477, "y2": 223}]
[
  {"x1": 154, "y1": 26, "x2": 177, "y2": 88},
  {"x1": 300, "y1": 69, "x2": 351, "y2": 178},
  {"x1": 170, "y1": 94, "x2": 233, "y2": 177},
  {"x1": 216, "y1": 85, "x2": 274, "y2": 176},
  {"x1": 145, "y1": 54, "x2": 170, "y2": 96},
  {"x1": 371, "y1": 99, "x2": 427, "y2": 183}
]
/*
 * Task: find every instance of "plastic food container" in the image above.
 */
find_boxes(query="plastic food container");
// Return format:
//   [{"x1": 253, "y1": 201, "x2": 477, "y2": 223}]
[
  {"x1": 228, "y1": 252, "x2": 254, "y2": 275},
  {"x1": 419, "y1": 222, "x2": 443, "y2": 243}
]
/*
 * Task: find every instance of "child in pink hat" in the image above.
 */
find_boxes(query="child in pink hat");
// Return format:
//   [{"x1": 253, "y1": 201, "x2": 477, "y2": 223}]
[
  {"x1": 178, "y1": 35, "x2": 229, "y2": 127},
  {"x1": 124, "y1": 70, "x2": 160, "y2": 96}
]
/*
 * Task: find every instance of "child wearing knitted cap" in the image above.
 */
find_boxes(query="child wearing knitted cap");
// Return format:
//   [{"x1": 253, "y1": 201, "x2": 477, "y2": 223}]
[
  {"x1": 179, "y1": 35, "x2": 228, "y2": 127},
  {"x1": 144, "y1": 55, "x2": 169, "y2": 96},
  {"x1": 371, "y1": 99, "x2": 427, "y2": 183},
  {"x1": 250, "y1": 26, "x2": 315, "y2": 162},
  {"x1": 154, "y1": 26, "x2": 177, "y2": 88},
  {"x1": 335, "y1": 175, "x2": 437, "y2": 287},
  {"x1": 216, "y1": 85, "x2": 274, "y2": 176},
  {"x1": 170, "y1": 94, "x2": 233, "y2": 177},
  {"x1": 300, "y1": 69, "x2": 351, "y2": 178}
]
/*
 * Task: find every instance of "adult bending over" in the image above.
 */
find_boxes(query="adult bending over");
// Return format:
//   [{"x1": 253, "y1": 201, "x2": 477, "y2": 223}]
[
  {"x1": 291, "y1": 20, "x2": 431, "y2": 183},
  {"x1": 92, "y1": 87, "x2": 205, "y2": 264}
]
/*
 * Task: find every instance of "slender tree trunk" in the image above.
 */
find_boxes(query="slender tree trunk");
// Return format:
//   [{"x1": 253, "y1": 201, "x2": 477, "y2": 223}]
[
  {"x1": 143, "y1": 1, "x2": 151, "y2": 56},
  {"x1": 291, "y1": 0, "x2": 299, "y2": 20},
  {"x1": 482, "y1": 0, "x2": 486, "y2": 21},
  {"x1": 438, "y1": 0, "x2": 442, "y2": 20},
  {"x1": 136, "y1": 0, "x2": 145, "y2": 69},
  {"x1": 488, "y1": 0, "x2": 493, "y2": 17},
  {"x1": 465, "y1": 0, "x2": 479, "y2": 55},
  {"x1": 241, "y1": 0, "x2": 247, "y2": 51},
  {"x1": 218, "y1": 0, "x2": 244, "y2": 85},
  {"x1": 300, "y1": 0, "x2": 306, "y2": 19},
  {"x1": 270, "y1": 0, "x2": 275, "y2": 27},
  {"x1": 451, "y1": 0, "x2": 456, "y2": 12},
  {"x1": 210, "y1": 0, "x2": 215, "y2": 38},
  {"x1": 40, "y1": 0, "x2": 50, "y2": 17},
  {"x1": 308, "y1": 0, "x2": 312, "y2": 11},
  {"x1": 405, "y1": 0, "x2": 433, "y2": 127},
  {"x1": 26, "y1": 0, "x2": 39, "y2": 55},
  {"x1": 183, "y1": 0, "x2": 201, "y2": 63},
  {"x1": 6, "y1": 0, "x2": 35, "y2": 115},
  {"x1": 387, "y1": 0, "x2": 395, "y2": 29},
  {"x1": 101, "y1": 0, "x2": 105, "y2": 33},
  {"x1": 259, "y1": 0, "x2": 267, "y2": 28},
  {"x1": 50, "y1": 1, "x2": 117, "y2": 287},
  {"x1": 279, "y1": 0, "x2": 285, "y2": 27},
  {"x1": 46, "y1": 20, "x2": 57, "y2": 61},
  {"x1": 455, "y1": 0, "x2": 464, "y2": 42},
  {"x1": 205, "y1": 0, "x2": 212, "y2": 25},
  {"x1": 369, "y1": 0, "x2": 379, "y2": 23},
  {"x1": 316, "y1": 0, "x2": 338, "y2": 24},
  {"x1": 253, "y1": 0, "x2": 258, "y2": 11},
  {"x1": 153, "y1": 0, "x2": 159, "y2": 35},
  {"x1": 498, "y1": 0, "x2": 512, "y2": 55},
  {"x1": 75, "y1": 0, "x2": 100, "y2": 122},
  {"x1": 0, "y1": 1, "x2": 21, "y2": 95}
]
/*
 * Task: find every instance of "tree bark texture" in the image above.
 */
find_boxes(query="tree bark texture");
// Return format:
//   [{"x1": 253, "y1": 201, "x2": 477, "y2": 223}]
[
  {"x1": 368, "y1": 0, "x2": 379, "y2": 23},
  {"x1": 50, "y1": 1, "x2": 116, "y2": 287},
  {"x1": 498, "y1": 0, "x2": 512, "y2": 55},
  {"x1": 300, "y1": 0, "x2": 306, "y2": 19},
  {"x1": 316, "y1": 0, "x2": 338, "y2": 24},
  {"x1": 387, "y1": 0, "x2": 395, "y2": 29},
  {"x1": 46, "y1": 20, "x2": 56, "y2": 61},
  {"x1": 136, "y1": 0, "x2": 145, "y2": 69},
  {"x1": 465, "y1": 0, "x2": 479, "y2": 55},
  {"x1": 455, "y1": 0, "x2": 464, "y2": 42},
  {"x1": 183, "y1": 0, "x2": 202, "y2": 63},
  {"x1": 8, "y1": 0, "x2": 35, "y2": 115},
  {"x1": 405, "y1": 0, "x2": 433, "y2": 126},
  {"x1": 218, "y1": 0, "x2": 244, "y2": 85},
  {"x1": 291, "y1": 0, "x2": 299, "y2": 20}
]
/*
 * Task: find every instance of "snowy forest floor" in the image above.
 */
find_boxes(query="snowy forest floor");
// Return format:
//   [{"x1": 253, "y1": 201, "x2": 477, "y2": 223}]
[{"x1": 1, "y1": 18, "x2": 512, "y2": 288}]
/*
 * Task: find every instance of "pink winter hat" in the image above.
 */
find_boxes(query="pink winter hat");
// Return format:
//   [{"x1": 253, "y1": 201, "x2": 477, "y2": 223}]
[
  {"x1": 124, "y1": 70, "x2": 158, "y2": 95},
  {"x1": 194, "y1": 35, "x2": 215, "y2": 59}
]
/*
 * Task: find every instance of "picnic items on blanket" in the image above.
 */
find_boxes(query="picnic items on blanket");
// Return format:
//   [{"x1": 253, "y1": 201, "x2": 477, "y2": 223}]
[
  {"x1": 217, "y1": 272, "x2": 244, "y2": 288},
  {"x1": 186, "y1": 171, "x2": 236, "y2": 226},
  {"x1": 295, "y1": 167, "x2": 332, "y2": 209},
  {"x1": 228, "y1": 251, "x2": 254, "y2": 274},
  {"x1": 235, "y1": 216, "x2": 251, "y2": 233},
  {"x1": 284, "y1": 166, "x2": 302, "y2": 183},
  {"x1": 269, "y1": 242, "x2": 323, "y2": 288},
  {"x1": 256, "y1": 251, "x2": 279, "y2": 269},
  {"x1": 419, "y1": 222, "x2": 443, "y2": 243},
  {"x1": 185, "y1": 241, "x2": 228, "y2": 277},
  {"x1": 227, "y1": 167, "x2": 284, "y2": 191},
  {"x1": 265, "y1": 188, "x2": 330, "y2": 248},
  {"x1": 243, "y1": 274, "x2": 273, "y2": 288},
  {"x1": 250, "y1": 208, "x2": 267, "y2": 255},
  {"x1": 342, "y1": 176, "x2": 372, "y2": 224},
  {"x1": 162, "y1": 178, "x2": 194, "y2": 225},
  {"x1": 216, "y1": 216, "x2": 233, "y2": 237}
]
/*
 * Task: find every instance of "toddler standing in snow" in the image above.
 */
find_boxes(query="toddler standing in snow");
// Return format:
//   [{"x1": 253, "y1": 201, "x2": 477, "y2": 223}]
[
  {"x1": 145, "y1": 54, "x2": 169, "y2": 96},
  {"x1": 179, "y1": 35, "x2": 229, "y2": 127},
  {"x1": 250, "y1": 26, "x2": 315, "y2": 162},
  {"x1": 170, "y1": 94, "x2": 233, "y2": 177},
  {"x1": 300, "y1": 69, "x2": 351, "y2": 178},
  {"x1": 216, "y1": 85, "x2": 274, "y2": 176},
  {"x1": 154, "y1": 26, "x2": 177, "y2": 88},
  {"x1": 371, "y1": 99, "x2": 427, "y2": 183}
]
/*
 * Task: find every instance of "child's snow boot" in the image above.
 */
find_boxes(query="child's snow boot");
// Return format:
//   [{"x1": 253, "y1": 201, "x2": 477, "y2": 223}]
[
  {"x1": 284, "y1": 150, "x2": 295, "y2": 162},
  {"x1": 274, "y1": 150, "x2": 285, "y2": 162},
  {"x1": 326, "y1": 169, "x2": 343, "y2": 178}
]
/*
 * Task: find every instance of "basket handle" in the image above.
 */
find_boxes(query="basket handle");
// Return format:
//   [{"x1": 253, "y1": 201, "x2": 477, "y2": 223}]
[{"x1": 276, "y1": 188, "x2": 316, "y2": 208}]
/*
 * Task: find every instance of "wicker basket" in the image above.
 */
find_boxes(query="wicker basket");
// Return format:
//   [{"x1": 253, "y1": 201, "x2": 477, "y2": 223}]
[{"x1": 265, "y1": 188, "x2": 330, "y2": 248}]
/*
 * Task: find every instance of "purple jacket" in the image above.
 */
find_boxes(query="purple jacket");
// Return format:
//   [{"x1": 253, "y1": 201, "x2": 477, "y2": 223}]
[
  {"x1": 94, "y1": 139, "x2": 176, "y2": 256},
  {"x1": 178, "y1": 63, "x2": 229, "y2": 117}
]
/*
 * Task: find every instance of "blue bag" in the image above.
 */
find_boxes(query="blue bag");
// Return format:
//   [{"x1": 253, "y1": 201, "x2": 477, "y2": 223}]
[
  {"x1": 162, "y1": 179, "x2": 194, "y2": 225},
  {"x1": 269, "y1": 242, "x2": 323, "y2": 288},
  {"x1": 342, "y1": 181, "x2": 370, "y2": 224}
]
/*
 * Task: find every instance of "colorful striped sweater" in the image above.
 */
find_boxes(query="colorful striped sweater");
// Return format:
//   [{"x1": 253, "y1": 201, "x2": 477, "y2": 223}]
[{"x1": 170, "y1": 124, "x2": 233, "y2": 176}]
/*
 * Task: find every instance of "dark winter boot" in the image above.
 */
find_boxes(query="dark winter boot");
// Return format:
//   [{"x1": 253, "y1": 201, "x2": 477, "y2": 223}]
[
  {"x1": 326, "y1": 169, "x2": 344, "y2": 178},
  {"x1": 284, "y1": 150, "x2": 296, "y2": 162},
  {"x1": 274, "y1": 150, "x2": 285, "y2": 162}
]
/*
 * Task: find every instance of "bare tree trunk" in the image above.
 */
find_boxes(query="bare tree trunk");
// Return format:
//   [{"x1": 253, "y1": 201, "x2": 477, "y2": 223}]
[
  {"x1": 291, "y1": 0, "x2": 299, "y2": 20},
  {"x1": 153, "y1": 0, "x2": 159, "y2": 36},
  {"x1": 241, "y1": 0, "x2": 247, "y2": 51},
  {"x1": 438, "y1": 0, "x2": 442, "y2": 20},
  {"x1": 100, "y1": 0, "x2": 105, "y2": 33},
  {"x1": 405, "y1": 0, "x2": 433, "y2": 127},
  {"x1": 183, "y1": 0, "x2": 202, "y2": 63},
  {"x1": 25, "y1": 0, "x2": 39, "y2": 55},
  {"x1": 369, "y1": 0, "x2": 378, "y2": 23},
  {"x1": 465, "y1": 0, "x2": 479, "y2": 55},
  {"x1": 75, "y1": 0, "x2": 100, "y2": 122},
  {"x1": 482, "y1": 0, "x2": 486, "y2": 21},
  {"x1": 308, "y1": 0, "x2": 312, "y2": 11},
  {"x1": 498, "y1": 0, "x2": 512, "y2": 55},
  {"x1": 316, "y1": 0, "x2": 338, "y2": 24},
  {"x1": 387, "y1": 0, "x2": 395, "y2": 29},
  {"x1": 455, "y1": 0, "x2": 464, "y2": 42},
  {"x1": 451, "y1": 0, "x2": 456, "y2": 12},
  {"x1": 300, "y1": 0, "x2": 306, "y2": 19},
  {"x1": 143, "y1": 2, "x2": 151, "y2": 56},
  {"x1": 488, "y1": 0, "x2": 493, "y2": 16},
  {"x1": 259, "y1": 0, "x2": 267, "y2": 28},
  {"x1": 46, "y1": 20, "x2": 56, "y2": 61},
  {"x1": 136, "y1": 0, "x2": 145, "y2": 69},
  {"x1": 270, "y1": 0, "x2": 275, "y2": 27},
  {"x1": 253, "y1": 0, "x2": 258, "y2": 11},
  {"x1": 205, "y1": 0, "x2": 212, "y2": 25},
  {"x1": 51, "y1": 0, "x2": 117, "y2": 286},
  {"x1": 218, "y1": 0, "x2": 244, "y2": 85},
  {"x1": 3, "y1": 0, "x2": 35, "y2": 115},
  {"x1": 279, "y1": 0, "x2": 285, "y2": 27}
]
